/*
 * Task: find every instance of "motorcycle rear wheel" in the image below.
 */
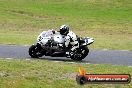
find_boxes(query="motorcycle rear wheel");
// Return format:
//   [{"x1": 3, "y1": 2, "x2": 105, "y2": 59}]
[{"x1": 29, "y1": 45, "x2": 43, "y2": 58}]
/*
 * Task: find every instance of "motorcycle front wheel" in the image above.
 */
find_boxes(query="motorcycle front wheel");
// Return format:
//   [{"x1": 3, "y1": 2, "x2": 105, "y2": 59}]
[{"x1": 70, "y1": 46, "x2": 89, "y2": 61}]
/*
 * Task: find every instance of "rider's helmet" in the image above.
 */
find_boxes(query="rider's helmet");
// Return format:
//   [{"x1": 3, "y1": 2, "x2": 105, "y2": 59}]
[{"x1": 59, "y1": 24, "x2": 69, "y2": 35}]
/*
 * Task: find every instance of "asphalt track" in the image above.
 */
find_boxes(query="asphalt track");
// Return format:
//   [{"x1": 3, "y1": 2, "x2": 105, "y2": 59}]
[{"x1": 0, "y1": 44, "x2": 132, "y2": 66}]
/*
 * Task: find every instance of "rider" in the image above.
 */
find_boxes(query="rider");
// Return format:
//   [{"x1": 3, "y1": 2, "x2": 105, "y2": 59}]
[{"x1": 59, "y1": 24, "x2": 79, "y2": 56}]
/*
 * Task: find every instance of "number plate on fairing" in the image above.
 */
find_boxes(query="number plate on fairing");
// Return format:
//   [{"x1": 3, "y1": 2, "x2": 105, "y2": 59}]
[{"x1": 84, "y1": 37, "x2": 94, "y2": 45}]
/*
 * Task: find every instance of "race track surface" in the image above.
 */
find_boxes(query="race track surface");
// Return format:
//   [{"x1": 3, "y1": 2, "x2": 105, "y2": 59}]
[{"x1": 0, "y1": 44, "x2": 132, "y2": 66}]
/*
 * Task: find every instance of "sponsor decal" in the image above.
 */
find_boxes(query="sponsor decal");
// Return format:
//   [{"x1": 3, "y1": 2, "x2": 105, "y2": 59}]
[{"x1": 76, "y1": 66, "x2": 131, "y2": 85}]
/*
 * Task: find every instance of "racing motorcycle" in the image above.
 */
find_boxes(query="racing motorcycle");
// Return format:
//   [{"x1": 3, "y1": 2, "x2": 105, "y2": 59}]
[{"x1": 29, "y1": 31, "x2": 94, "y2": 61}]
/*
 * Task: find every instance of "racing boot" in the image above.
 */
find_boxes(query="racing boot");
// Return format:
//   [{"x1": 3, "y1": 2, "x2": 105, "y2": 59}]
[{"x1": 64, "y1": 47, "x2": 71, "y2": 58}]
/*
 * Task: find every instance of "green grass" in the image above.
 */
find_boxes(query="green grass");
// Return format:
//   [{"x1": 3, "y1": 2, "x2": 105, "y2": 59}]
[
  {"x1": 0, "y1": 58, "x2": 132, "y2": 88},
  {"x1": 0, "y1": 0, "x2": 132, "y2": 50}
]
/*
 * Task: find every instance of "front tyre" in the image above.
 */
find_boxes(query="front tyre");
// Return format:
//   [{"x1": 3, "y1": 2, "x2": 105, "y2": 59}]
[
  {"x1": 70, "y1": 46, "x2": 89, "y2": 61},
  {"x1": 29, "y1": 45, "x2": 43, "y2": 58}
]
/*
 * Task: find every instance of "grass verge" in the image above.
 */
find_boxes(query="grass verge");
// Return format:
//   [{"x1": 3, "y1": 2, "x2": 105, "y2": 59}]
[
  {"x1": 0, "y1": 58, "x2": 132, "y2": 88},
  {"x1": 0, "y1": 0, "x2": 132, "y2": 50}
]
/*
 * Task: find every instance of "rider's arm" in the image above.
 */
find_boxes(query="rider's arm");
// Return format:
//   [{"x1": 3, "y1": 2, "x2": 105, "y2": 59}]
[{"x1": 64, "y1": 35, "x2": 71, "y2": 47}]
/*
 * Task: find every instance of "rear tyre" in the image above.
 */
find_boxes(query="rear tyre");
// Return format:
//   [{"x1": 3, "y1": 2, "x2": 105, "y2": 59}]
[
  {"x1": 70, "y1": 46, "x2": 89, "y2": 61},
  {"x1": 29, "y1": 45, "x2": 43, "y2": 58}
]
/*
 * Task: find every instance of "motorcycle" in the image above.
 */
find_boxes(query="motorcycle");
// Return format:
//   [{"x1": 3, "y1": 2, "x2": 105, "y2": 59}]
[{"x1": 29, "y1": 30, "x2": 94, "y2": 61}]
